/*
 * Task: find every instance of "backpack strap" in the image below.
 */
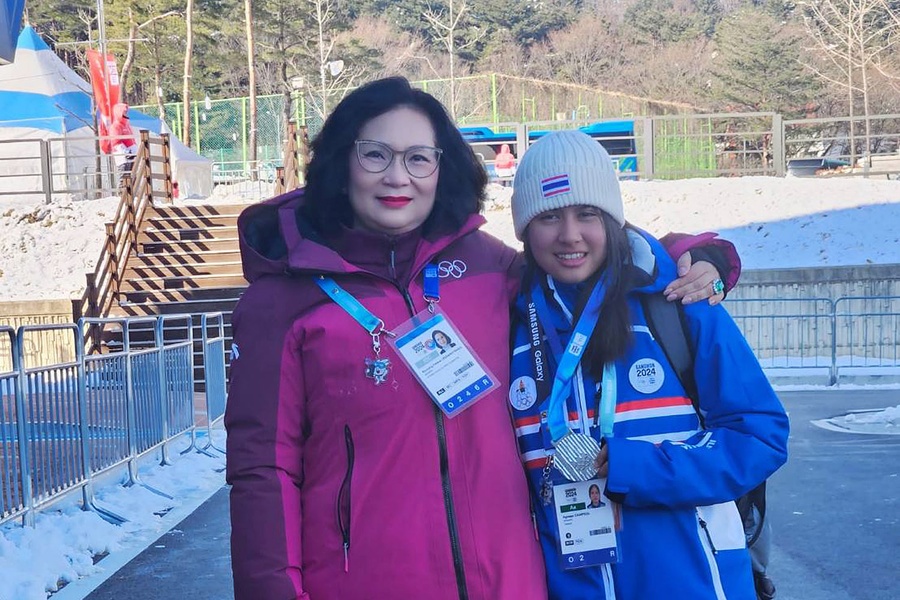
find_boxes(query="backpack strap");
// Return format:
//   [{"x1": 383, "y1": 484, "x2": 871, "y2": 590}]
[
  {"x1": 641, "y1": 293, "x2": 769, "y2": 547},
  {"x1": 640, "y1": 293, "x2": 702, "y2": 426}
]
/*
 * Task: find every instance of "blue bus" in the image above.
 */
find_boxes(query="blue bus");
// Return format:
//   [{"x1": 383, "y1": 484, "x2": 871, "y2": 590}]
[{"x1": 460, "y1": 120, "x2": 638, "y2": 178}]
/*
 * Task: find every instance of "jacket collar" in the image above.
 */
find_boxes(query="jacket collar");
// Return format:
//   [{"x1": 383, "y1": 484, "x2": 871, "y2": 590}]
[{"x1": 238, "y1": 189, "x2": 487, "y2": 283}]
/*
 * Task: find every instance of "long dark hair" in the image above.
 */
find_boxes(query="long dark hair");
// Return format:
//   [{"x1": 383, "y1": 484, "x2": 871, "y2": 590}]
[
  {"x1": 523, "y1": 212, "x2": 634, "y2": 380},
  {"x1": 300, "y1": 77, "x2": 487, "y2": 237}
]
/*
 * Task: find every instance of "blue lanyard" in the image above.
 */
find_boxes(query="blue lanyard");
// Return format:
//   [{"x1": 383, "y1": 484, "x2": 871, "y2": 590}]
[
  {"x1": 598, "y1": 363, "x2": 617, "y2": 438},
  {"x1": 316, "y1": 265, "x2": 441, "y2": 332},
  {"x1": 316, "y1": 276, "x2": 384, "y2": 334},
  {"x1": 534, "y1": 279, "x2": 607, "y2": 444},
  {"x1": 423, "y1": 264, "x2": 439, "y2": 303}
]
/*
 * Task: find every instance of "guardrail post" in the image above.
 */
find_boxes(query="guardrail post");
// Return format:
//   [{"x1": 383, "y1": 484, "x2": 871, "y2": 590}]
[
  {"x1": 298, "y1": 126, "x2": 310, "y2": 186},
  {"x1": 11, "y1": 329, "x2": 35, "y2": 527},
  {"x1": 274, "y1": 167, "x2": 285, "y2": 196},
  {"x1": 125, "y1": 182, "x2": 137, "y2": 249},
  {"x1": 86, "y1": 273, "x2": 99, "y2": 319},
  {"x1": 772, "y1": 113, "x2": 785, "y2": 177},
  {"x1": 140, "y1": 130, "x2": 154, "y2": 207},
  {"x1": 642, "y1": 116, "x2": 655, "y2": 179},
  {"x1": 105, "y1": 223, "x2": 119, "y2": 301},
  {"x1": 516, "y1": 123, "x2": 528, "y2": 157},
  {"x1": 71, "y1": 298, "x2": 83, "y2": 323},
  {"x1": 830, "y1": 299, "x2": 838, "y2": 385},
  {"x1": 156, "y1": 317, "x2": 172, "y2": 466},
  {"x1": 160, "y1": 133, "x2": 174, "y2": 204},
  {"x1": 40, "y1": 140, "x2": 52, "y2": 205}
]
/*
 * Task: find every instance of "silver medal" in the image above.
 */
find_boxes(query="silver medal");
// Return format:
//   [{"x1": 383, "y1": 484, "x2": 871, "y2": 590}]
[{"x1": 553, "y1": 432, "x2": 601, "y2": 482}]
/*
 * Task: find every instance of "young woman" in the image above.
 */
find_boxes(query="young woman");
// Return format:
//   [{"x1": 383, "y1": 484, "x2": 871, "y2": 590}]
[
  {"x1": 508, "y1": 130, "x2": 789, "y2": 600},
  {"x1": 225, "y1": 77, "x2": 738, "y2": 600}
]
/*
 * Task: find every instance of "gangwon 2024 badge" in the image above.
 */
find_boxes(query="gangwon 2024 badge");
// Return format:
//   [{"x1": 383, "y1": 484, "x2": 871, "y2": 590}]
[{"x1": 628, "y1": 358, "x2": 664, "y2": 394}]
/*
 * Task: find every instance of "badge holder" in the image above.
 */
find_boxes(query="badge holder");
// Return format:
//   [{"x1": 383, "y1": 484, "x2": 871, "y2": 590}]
[
  {"x1": 388, "y1": 307, "x2": 498, "y2": 418},
  {"x1": 552, "y1": 477, "x2": 620, "y2": 569}
]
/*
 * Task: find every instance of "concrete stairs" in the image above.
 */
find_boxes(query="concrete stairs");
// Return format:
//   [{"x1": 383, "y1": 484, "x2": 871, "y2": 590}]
[{"x1": 106, "y1": 204, "x2": 249, "y2": 383}]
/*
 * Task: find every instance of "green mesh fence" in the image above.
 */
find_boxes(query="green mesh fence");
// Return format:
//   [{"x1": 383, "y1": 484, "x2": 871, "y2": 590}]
[{"x1": 133, "y1": 73, "x2": 695, "y2": 169}]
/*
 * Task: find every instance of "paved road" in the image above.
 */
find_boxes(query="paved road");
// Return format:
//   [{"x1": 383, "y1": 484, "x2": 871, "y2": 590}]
[
  {"x1": 73, "y1": 389, "x2": 899, "y2": 600},
  {"x1": 82, "y1": 486, "x2": 234, "y2": 600},
  {"x1": 767, "y1": 389, "x2": 899, "y2": 600}
]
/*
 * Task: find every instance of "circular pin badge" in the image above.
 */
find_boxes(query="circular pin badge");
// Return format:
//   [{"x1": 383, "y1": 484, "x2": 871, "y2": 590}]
[
  {"x1": 509, "y1": 376, "x2": 538, "y2": 410},
  {"x1": 553, "y1": 432, "x2": 601, "y2": 482},
  {"x1": 629, "y1": 358, "x2": 664, "y2": 394}
]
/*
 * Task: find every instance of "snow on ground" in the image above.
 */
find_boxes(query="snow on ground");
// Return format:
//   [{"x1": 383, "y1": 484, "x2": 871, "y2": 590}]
[
  {"x1": 482, "y1": 176, "x2": 900, "y2": 269},
  {"x1": 0, "y1": 434, "x2": 226, "y2": 600},
  {"x1": 2, "y1": 176, "x2": 900, "y2": 301},
  {"x1": 812, "y1": 404, "x2": 900, "y2": 434},
  {"x1": 1, "y1": 175, "x2": 900, "y2": 598}
]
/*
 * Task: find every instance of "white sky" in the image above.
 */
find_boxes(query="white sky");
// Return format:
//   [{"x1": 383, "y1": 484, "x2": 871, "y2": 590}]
[{"x1": 1, "y1": 175, "x2": 899, "y2": 598}]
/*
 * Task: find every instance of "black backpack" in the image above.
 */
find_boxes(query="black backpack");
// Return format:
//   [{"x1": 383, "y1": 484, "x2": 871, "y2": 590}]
[{"x1": 641, "y1": 293, "x2": 774, "y2": 600}]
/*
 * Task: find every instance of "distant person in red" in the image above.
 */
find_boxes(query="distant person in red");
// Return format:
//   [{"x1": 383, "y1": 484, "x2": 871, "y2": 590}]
[
  {"x1": 494, "y1": 143, "x2": 516, "y2": 184},
  {"x1": 110, "y1": 103, "x2": 137, "y2": 187}
]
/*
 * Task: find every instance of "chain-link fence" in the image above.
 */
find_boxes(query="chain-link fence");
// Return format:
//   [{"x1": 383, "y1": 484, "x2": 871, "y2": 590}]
[
  {"x1": 133, "y1": 77, "x2": 900, "y2": 181},
  {"x1": 133, "y1": 73, "x2": 696, "y2": 171}
]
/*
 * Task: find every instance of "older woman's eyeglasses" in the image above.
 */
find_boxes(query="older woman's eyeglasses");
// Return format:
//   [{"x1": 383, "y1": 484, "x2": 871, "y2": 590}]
[{"x1": 355, "y1": 140, "x2": 442, "y2": 178}]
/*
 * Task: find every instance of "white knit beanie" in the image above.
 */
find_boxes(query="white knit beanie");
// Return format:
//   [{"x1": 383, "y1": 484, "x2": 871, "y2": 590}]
[{"x1": 511, "y1": 130, "x2": 624, "y2": 240}]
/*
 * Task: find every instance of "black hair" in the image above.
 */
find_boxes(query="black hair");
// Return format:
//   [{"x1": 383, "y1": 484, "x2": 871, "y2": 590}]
[
  {"x1": 589, "y1": 484, "x2": 601, "y2": 495},
  {"x1": 300, "y1": 77, "x2": 487, "y2": 238},
  {"x1": 523, "y1": 212, "x2": 633, "y2": 380},
  {"x1": 432, "y1": 329, "x2": 452, "y2": 345}
]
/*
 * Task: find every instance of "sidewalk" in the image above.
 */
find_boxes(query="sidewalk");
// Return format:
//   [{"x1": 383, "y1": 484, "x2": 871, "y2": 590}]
[{"x1": 83, "y1": 486, "x2": 234, "y2": 600}]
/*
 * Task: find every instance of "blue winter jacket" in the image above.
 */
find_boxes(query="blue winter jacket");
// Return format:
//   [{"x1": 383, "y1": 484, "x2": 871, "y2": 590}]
[{"x1": 509, "y1": 226, "x2": 789, "y2": 600}]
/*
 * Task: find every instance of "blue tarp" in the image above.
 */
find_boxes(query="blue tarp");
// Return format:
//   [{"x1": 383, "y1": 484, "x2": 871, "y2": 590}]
[
  {"x1": 1, "y1": 0, "x2": 25, "y2": 64},
  {"x1": 1, "y1": 90, "x2": 94, "y2": 132},
  {"x1": 1, "y1": 26, "x2": 160, "y2": 134}
]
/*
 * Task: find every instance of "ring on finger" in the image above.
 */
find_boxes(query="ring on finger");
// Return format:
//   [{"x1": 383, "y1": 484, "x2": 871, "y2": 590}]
[{"x1": 711, "y1": 278, "x2": 725, "y2": 295}]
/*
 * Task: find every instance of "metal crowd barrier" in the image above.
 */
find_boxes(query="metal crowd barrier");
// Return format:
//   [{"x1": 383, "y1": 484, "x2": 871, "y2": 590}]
[
  {"x1": 199, "y1": 313, "x2": 227, "y2": 456},
  {"x1": 0, "y1": 314, "x2": 227, "y2": 529},
  {"x1": 727, "y1": 296, "x2": 900, "y2": 384}
]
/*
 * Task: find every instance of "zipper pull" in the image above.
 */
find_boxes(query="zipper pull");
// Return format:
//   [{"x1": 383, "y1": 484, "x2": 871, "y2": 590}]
[
  {"x1": 698, "y1": 517, "x2": 718, "y2": 554},
  {"x1": 532, "y1": 510, "x2": 539, "y2": 541},
  {"x1": 343, "y1": 541, "x2": 350, "y2": 573}
]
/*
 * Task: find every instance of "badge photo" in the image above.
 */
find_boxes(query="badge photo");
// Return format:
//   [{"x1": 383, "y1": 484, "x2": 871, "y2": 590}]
[
  {"x1": 509, "y1": 376, "x2": 538, "y2": 410},
  {"x1": 628, "y1": 358, "x2": 664, "y2": 394}
]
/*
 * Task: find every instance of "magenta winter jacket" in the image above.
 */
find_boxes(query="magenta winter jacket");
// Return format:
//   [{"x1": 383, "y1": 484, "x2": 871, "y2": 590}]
[{"x1": 225, "y1": 191, "x2": 548, "y2": 600}]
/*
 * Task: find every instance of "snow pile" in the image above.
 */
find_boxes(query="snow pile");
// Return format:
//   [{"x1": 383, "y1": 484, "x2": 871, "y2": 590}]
[
  {"x1": 1, "y1": 175, "x2": 900, "y2": 300},
  {"x1": 0, "y1": 435, "x2": 226, "y2": 600}
]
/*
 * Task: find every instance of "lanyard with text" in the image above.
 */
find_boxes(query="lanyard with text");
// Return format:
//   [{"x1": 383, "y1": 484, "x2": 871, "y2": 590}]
[
  {"x1": 532, "y1": 281, "x2": 605, "y2": 442},
  {"x1": 531, "y1": 285, "x2": 617, "y2": 439},
  {"x1": 531, "y1": 278, "x2": 612, "y2": 482},
  {"x1": 316, "y1": 276, "x2": 397, "y2": 385},
  {"x1": 387, "y1": 265, "x2": 498, "y2": 417}
]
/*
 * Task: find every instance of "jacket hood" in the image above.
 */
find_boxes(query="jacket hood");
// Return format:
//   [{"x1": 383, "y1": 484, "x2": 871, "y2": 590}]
[
  {"x1": 237, "y1": 189, "x2": 488, "y2": 282},
  {"x1": 626, "y1": 225, "x2": 677, "y2": 295},
  {"x1": 113, "y1": 103, "x2": 129, "y2": 122}
]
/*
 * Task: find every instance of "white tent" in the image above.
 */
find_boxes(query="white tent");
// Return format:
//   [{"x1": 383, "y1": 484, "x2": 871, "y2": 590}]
[
  {"x1": 0, "y1": 26, "x2": 213, "y2": 199},
  {"x1": 158, "y1": 120, "x2": 213, "y2": 199},
  {"x1": 0, "y1": 26, "x2": 99, "y2": 195}
]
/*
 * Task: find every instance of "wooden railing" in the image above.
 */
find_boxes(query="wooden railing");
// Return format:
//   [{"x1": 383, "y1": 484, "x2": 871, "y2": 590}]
[
  {"x1": 274, "y1": 121, "x2": 310, "y2": 196},
  {"x1": 72, "y1": 130, "x2": 174, "y2": 353}
]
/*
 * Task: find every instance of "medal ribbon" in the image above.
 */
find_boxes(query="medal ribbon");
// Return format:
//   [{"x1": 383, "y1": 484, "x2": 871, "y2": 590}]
[
  {"x1": 598, "y1": 362, "x2": 617, "y2": 438},
  {"x1": 531, "y1": 278, "x2": 607, "y2": 444}
]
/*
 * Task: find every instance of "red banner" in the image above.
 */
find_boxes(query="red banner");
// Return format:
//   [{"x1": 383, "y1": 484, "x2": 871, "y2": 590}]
[{"x1": 86, "y1": 48, "x2": 121, "y2": 152}]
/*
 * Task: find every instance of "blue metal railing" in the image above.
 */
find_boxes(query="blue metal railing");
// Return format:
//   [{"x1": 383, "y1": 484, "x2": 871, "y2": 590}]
[{"x1": 0, "y1": 314, "x2": 227, "y2": 528}]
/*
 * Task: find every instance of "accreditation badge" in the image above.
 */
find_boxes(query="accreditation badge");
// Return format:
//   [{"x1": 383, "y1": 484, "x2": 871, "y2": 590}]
[
  {"x1": 552, "y1": 478, "x2": 619, "y2": 569},
  {"x1": 388, "y1": 308, "x2": 498, "y2": 418}
]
